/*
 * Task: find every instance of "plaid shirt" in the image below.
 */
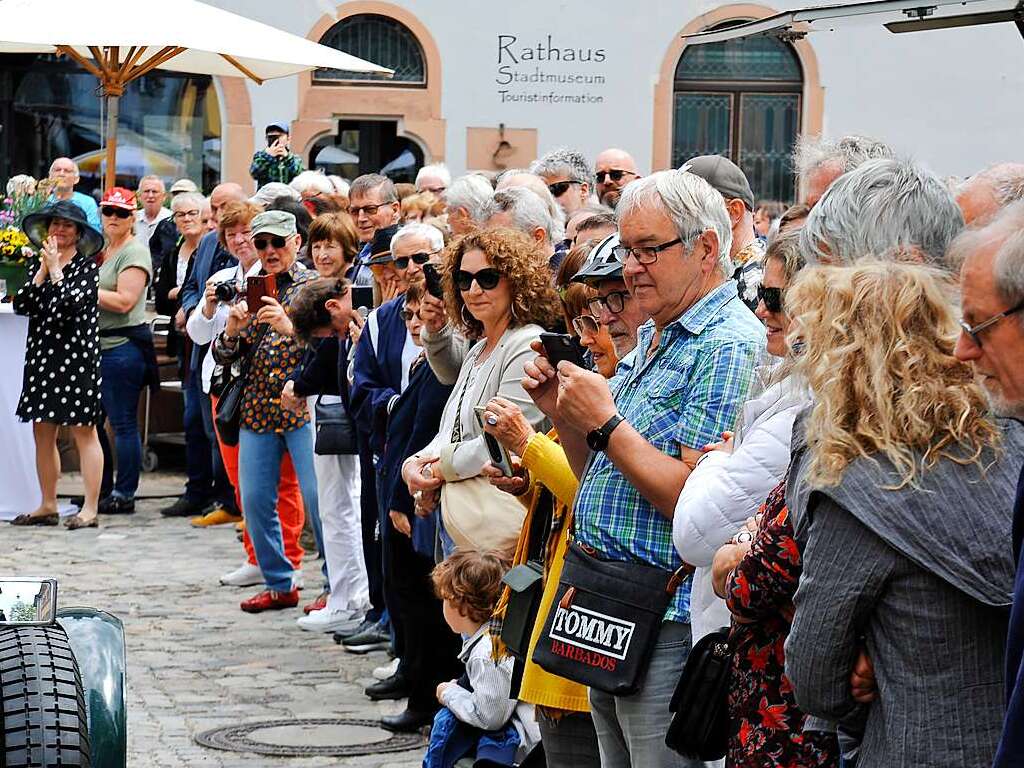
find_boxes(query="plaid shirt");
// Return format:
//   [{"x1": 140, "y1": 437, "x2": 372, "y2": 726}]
[
  {"x1": 249, "y1": 149, "x2": 304, "y2": 187},
  {"x1": 573, "y1": 280, "x2": 766, "y2": 623}
]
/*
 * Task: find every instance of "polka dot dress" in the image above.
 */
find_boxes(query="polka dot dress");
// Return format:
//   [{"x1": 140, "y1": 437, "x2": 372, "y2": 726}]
[{"x1": 13, "y1": 252, "x2": 102, "y2": 426}]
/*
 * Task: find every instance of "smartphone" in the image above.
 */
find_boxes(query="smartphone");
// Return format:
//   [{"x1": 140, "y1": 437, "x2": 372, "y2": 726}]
[
  {"x1": 246, "y1": 273, "x2": 277, "y2": 311},
  {"x1": 351, "y1": 286, "x2": 374, "y2": 317},
  {"x1": 422, "y1": 262, "x2": 444, "y2": 299},
  {"x1": 473, "y1": 406, "x2": 515, "y2": 477},
  {"x1": 539, "y1": 332, "x2": 588, "y2": 369}
]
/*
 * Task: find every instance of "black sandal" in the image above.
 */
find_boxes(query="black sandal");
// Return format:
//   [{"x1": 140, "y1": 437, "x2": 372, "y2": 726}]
[
  {"x1": 11, "y1": 513, "x2": 59, "y2": 526},
  {"x1": 64, "y1": 514, "x2": 98, "y2": 530}
]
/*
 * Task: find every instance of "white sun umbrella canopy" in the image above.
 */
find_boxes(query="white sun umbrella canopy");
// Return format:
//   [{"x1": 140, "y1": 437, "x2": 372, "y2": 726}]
[{"x1": 0, "y1": 0, "x2": 392, "y2": 187}]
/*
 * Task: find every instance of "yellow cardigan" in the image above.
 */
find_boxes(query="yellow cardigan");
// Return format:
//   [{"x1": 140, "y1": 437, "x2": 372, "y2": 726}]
[{"x1": 496, "y1": 430, "x2": 590, "y2": 714}]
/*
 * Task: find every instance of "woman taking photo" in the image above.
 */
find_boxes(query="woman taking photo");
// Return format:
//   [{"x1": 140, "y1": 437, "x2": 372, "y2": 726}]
[
  {"x1": 784, "y1": 261, "x2": 1024, "y2": 767},
  {"x1": 96, "y1": 187, "x2": 156, "y2": 515},
  {"x1": 401, "y1": 228, "x2": 561, "y2": 557},
  {"x1": 12, "y1": 201, "x2": 105, "y2": 529}
]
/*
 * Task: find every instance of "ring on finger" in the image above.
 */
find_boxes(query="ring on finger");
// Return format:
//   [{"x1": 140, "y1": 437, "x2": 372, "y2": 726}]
[{"x1": 486, "y1": 413, "x2": 498, "y2": 426}]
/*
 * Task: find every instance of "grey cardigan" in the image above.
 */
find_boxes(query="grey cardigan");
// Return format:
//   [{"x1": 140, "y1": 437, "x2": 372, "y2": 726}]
[{"x1": 785, "y1": 417, "x2": 1024, "y2": 768}]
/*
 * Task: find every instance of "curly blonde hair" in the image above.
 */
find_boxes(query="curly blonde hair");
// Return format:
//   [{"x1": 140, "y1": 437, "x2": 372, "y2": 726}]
[
  {"x1": 442, "y1": 228, "x2": 562, "y2": 337},
  {"x1": 786, "y1": 260, "x2": 1000, "y2": 488}
]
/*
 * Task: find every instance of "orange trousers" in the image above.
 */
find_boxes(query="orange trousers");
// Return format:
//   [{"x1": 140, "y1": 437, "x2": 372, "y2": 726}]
[{"x1": 210, "y1": 395, "x2": 305, "y2": 568}]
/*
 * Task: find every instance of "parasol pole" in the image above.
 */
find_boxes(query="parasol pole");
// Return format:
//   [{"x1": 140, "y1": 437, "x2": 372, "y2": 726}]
[{"x1": 103, "y1": 90, "x2": 120, "y2": 190}]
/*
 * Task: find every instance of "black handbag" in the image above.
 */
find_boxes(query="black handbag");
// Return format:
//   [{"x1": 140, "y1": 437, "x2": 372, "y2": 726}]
[
  {"x1": 499, "y1": 488, "x2": 553, "y2": 660},
  {"x1": 214, "y1": 325, "x2": 269, "y2": 447},
  {"x1": 313, "y1": 395, "x2": 357, "y2": 455},
  {"x1": 531, "y1": 541, "x2": 689, "y2": 695},
  {"x1": 665, "y1": 625, "x2": 733, "y2": 761}
]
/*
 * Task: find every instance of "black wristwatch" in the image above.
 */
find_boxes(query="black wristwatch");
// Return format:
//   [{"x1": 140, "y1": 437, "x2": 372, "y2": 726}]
[{"x1": 586, "y1": 414, "x2": 624, "y2": 452}]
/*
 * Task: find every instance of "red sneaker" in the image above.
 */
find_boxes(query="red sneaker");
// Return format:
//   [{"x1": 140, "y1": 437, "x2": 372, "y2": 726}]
[
  {"x1": 240, "y1": 589, "x2": 300, "y2": 613},
  {"x1": 303, "y1": 590, "x2": 329, "y2": 615}
]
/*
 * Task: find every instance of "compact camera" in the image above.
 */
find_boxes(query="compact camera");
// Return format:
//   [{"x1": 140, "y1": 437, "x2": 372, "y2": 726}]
[{"x1": 213, "y1": 280, "x2": 241, "y2": 302}]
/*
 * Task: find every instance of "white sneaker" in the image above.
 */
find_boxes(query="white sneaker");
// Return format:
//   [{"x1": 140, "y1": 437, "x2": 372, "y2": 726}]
[
  {"x1": 296, "y1": 607, "x2": 363, "y2": 633},
  {"x1": 292, "y1": 571, "x2": 305, "y2": 591},
  {"x1": 373, "y1": 657, "x2": 400, "y2": 680},
  {"x1": 219, "y1": 562, "x2": 263, "y2": 587}
]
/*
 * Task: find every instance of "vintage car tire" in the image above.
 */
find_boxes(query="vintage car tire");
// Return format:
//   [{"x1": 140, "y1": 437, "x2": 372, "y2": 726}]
[{"x1": 0, "y1": 624, "x2": 91, "y2": 767}]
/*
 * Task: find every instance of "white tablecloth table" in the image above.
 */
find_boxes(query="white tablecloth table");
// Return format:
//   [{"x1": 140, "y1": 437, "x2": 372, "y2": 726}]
[{"x1": 0, "y1": 305, "x2": 40, "y2": 520}]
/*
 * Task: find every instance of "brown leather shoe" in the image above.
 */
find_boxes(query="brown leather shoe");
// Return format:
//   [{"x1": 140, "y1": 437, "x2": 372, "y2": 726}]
[
  {"x1": 65, "y1": 514, "x2": 98, "y2": 530},
  {"x1": 240, "y1": 589, "x2": 300, "y2": 613},
  {"x1": 11, "y1": 513, "x2": 59, "y2": 526}
]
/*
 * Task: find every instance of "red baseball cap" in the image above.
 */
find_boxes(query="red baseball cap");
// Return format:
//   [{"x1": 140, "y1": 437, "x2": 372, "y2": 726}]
[{"x1": 101, "y1": 187, "x2": 137, "y2": 210}]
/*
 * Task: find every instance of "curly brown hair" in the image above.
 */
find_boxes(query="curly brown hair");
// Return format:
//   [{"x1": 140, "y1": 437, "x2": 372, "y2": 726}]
[
  {"x1": 431, "y1": 550, "x2": 509, "y2": 624},
  {"x1": 441, "y1": 228, "x2": 562, "y2": 337}
]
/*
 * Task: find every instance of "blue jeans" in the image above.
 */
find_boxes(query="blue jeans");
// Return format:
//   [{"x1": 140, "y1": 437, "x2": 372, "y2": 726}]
[
  {"x1": 238, "y1": 425, "x2": 319, "y2": 592},
  {"x1": 589, "y1": 620, "x2": 707, "y2": 768},
  {"x1": 100, "y1": 341, "x2": 145, "y2": 499},
  {"x1": 182, "y1": 366, "x2": 213, "y2": 503}
]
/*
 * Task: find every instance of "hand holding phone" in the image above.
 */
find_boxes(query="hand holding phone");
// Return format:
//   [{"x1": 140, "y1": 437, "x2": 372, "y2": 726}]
[
  {"x1": 422, "y1": 262, "x2": 444, "y2": 299},
  {"x1": 351, "y1": 286, "x2": 374, "y2": 318},
  {"x1": 246, "y1": 274, "x2": 277, "y2": 312},
  {"x1": 539, "y1": 332, "x2": 588, "y2": 369},
  {"x1": 474, "y1": 406, "x2": 515, "y2": 477}
]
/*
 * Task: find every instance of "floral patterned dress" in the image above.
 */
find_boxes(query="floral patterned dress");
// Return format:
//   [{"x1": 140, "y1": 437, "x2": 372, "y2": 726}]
[{"x1": 724, "y1": 480, "x2": 839, "y2": 768}]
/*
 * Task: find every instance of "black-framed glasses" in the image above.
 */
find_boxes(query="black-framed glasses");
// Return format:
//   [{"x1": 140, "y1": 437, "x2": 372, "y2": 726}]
[
  {"x1": 959, "y1": 300, "x2": 1024, "y2": 347},
  {"x1": 101, "y1": 206, "x2": 133, "y2": 220},
  {"x1": 547, "y1": 180, "x2": 582, "y2": 198},
  {"x1": 455, "y1": 268, "x2": 502, "y2": 292},
  {"x1": 393, "y1": 251, "x2": 437, "y2": 270},
  {"x1": 595, "y1": 169, "x2": 637, "y2": 184},
  {"x1": 172, "y1": 209, "x2": 201, "y2": 221},
  {"x1": 572, "y1": 314, "x2": 599, "y2": 336},
  {"x1": 586, "y1": 289, "x2": 631, "y2": 316},
  {"x1": 757, "y1": 285, "x2": 785, "y2": 314},
  {"x1": 253, "y1": 234, "x2": 289, "y2": 251},
  {"x1": 612, "y1": 238, "x2": 684, "y2": 265},
  {"x1": 348, "y1": 202, "x2": 396, "y2": 217}
]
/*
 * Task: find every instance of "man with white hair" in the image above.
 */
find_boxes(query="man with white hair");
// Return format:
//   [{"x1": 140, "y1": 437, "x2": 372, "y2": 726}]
[
  {"x1": 523, "y1": 169, "x2": 765, "y2": 768},
  {"x1": 415, "y1": 163, "x2": 451, "y2": 197},
  {"x1": 445, "y1": 174, "x2": 493, "y2": 236},
  {"x1": 136, "y1": 175, "x2": 171, "y2": 243},
  {"x1": 793, "y1": 134, "x2": 894, "y2": 207},
  {"x1": 799, "y1": 157, "x2": 964, "y2": 266},
  {"x1": 290, "y1": 170, "x2": 335, "y2": 201},
  {"x1": 950, "y1": 201, "x2": 1024, "y2": 767},
  {"x1": 956, "y1": 163, "x2": 1024, "y2": 226},
  {"x1": 531, "y1": 148, "x2": 593, "y2": 217},
  {"x1": 47, "y1": 156, "x2": 101, "y2": 230},
  {"x1": 483, "y1": 186, "x2": 563, "y2": 268},
  {"x1": 594, "y1": 148, "x2": 641, "y2": 208}
]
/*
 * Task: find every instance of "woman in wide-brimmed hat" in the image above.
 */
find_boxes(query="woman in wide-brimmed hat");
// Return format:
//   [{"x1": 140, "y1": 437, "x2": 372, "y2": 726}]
[{"x1": 12, "y1": 199, "x2": 105, "y2": 529}]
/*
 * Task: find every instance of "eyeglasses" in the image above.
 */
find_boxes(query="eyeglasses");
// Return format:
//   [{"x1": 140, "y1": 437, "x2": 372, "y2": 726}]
[
  {"x1": 757, "y1": 285, "x2": 785, "y2": 314},
  {"x1": 612, "y1": 237, "x2": 684, "y2": 265},
  {"x1": 959, "y1": 300, "x2": 1024, "y2": 348},
  {"x1": 455, "y1": 267, "x2": 502, "y2": 292},
  {"x1": 400, "y1": 307, "x2": 422, "y2": 322},
  {"x1": 586, "y1": 289, "x2": 631, "y2": 316},
  {"x1": 253, "y1": 234, "x2": 289, "y2": 251},
  {"x1": 172, "y1": 209, "x2": 201, "y2": 221},
  {"x1": 572, "y1": 314, "x2": 599, "y2": 336},
  {"x1": 101, "y1": 206, "x2": 133, "y2": 220},
  {"x1": 348, "y1": 202, "x2": 396, "y2": 217},
  {"x1": 547, "y1": 180, "x2": 582, "y2": 198},
  {"x1": 595, "y1": 169, "x2": 637, "y2": 184},
  {"x1": 393, "y1": 251, "x2": 437, "y2": 270}
]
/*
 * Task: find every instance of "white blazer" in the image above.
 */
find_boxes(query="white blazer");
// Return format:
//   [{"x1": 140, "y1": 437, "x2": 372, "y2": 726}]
[{"x1": 673, "y1": 366, "x2": 809, "y2": 641}]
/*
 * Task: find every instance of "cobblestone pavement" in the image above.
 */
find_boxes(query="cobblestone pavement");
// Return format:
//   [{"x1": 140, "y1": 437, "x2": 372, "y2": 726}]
[{"x1": 1, "y1": 473, "x2": 424, "y2": 768}]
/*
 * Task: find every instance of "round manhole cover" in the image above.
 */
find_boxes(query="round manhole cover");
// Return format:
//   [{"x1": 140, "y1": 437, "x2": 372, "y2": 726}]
[{"x1": 195, "y1": 717, "x2": 425, "y2": 757}]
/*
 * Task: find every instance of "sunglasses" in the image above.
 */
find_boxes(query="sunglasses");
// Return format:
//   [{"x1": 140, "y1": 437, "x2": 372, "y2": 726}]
[
  {"x1": 572, "y1": 314, "x2": 599, "y2": 336},
  {"x1": 400, "y1": 307, "x2": 422, "y2": 322},
  {"x1": 101, "y1": 206, "x2": 133, "y2": 219},
  {"x1": 595, "y1": 169, "x2": 636, "y2": 184},
  {"x1": 393, "y1": 251, "x2": 437, "y2": 270},
  {"x1": 757, "y1": 285, "x2": 785, "y2": 314},
  {"x1": 547, "y1": 180, "x2": 581, "y2": 198},
  {"x1": 253, "y1": 234, "x2": 289, "y2": 251},
  {"x1": 348, "y1": 202, "x2": 395, "y2": 217},
  {"x1": 455, "y1": 267, "x2": 502, "y2": 292}
]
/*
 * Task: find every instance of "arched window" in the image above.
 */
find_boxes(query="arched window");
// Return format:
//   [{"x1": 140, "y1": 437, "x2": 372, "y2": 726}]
[
  {"x1": 316, "y1": 14, "x2": 426, "y2": 85},
  {"x1": 673, "y1": 29, "x2": 802, "y2": 202}
]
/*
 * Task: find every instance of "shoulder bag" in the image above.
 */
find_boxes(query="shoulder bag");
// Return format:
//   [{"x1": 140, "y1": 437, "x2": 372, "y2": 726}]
[
  {"x1": 214, "y1": 323, "x2": 269, "y2": 447},
  {"x1": 499, "y1": 487, "x2": 553, "y2": 660},
  {"x1": 531, "y1": 540, "x2": 690, "y2": 695},
  {"x1": 664, "y1": 624, "x2": 733, "y2": 760},
  {"x1": 313, "y1": 395, "x2": 357, "y2": 455}
]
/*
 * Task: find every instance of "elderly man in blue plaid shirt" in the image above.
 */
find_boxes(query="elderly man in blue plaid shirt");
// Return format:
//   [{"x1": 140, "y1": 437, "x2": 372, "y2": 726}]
[{"x1": 524, "y1": 169, "x2": 765, "y2": 767}]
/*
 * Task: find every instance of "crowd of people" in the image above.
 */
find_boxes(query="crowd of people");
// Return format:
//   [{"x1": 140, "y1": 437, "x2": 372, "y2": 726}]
[{"x1": 8, "y1": 121, "x2": 1024, "y2": 768}]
